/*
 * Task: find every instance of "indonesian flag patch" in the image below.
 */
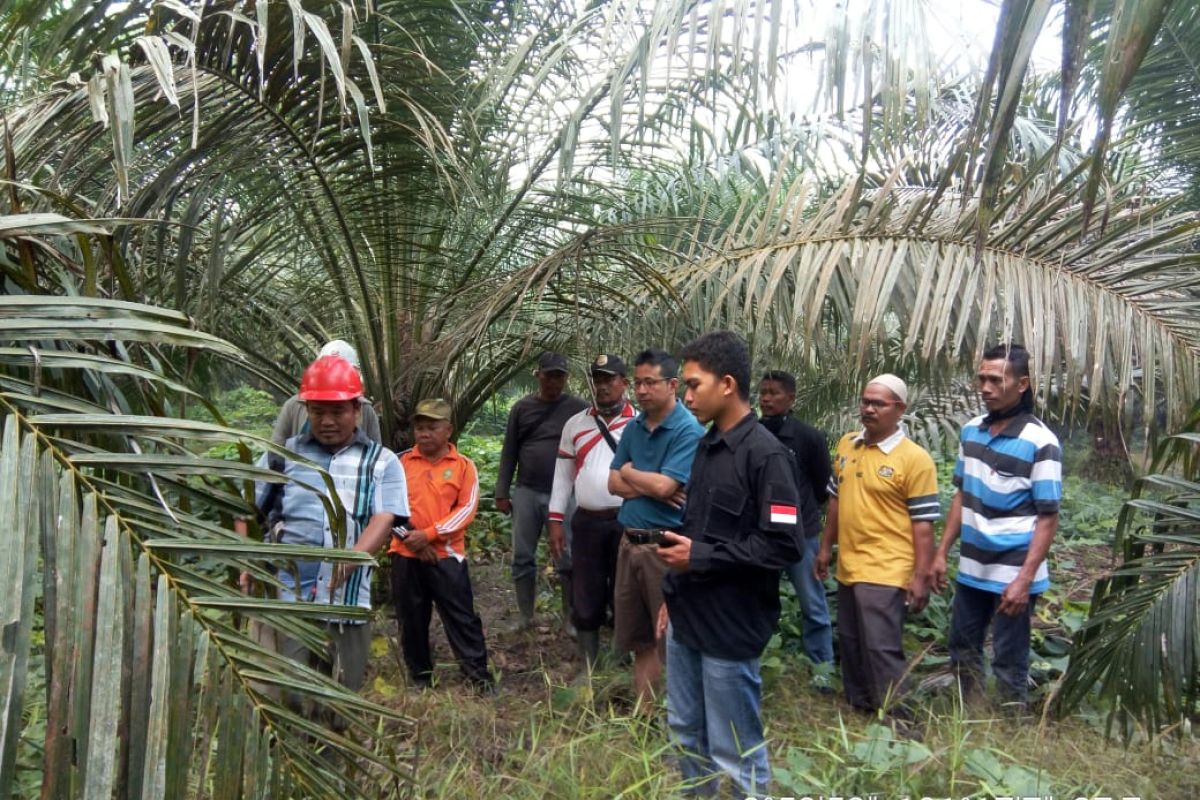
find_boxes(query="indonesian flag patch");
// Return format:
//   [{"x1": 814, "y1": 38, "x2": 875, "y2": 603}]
[{"x1": 769, "y1": 503, "x2": 798, "y2": 525}]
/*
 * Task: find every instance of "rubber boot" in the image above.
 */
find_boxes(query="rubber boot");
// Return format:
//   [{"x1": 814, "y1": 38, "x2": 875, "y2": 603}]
[
  {"x1": 506, "y1": 575, "x2": 536, "y2": 634},
  {"x1": 577, "y1": 629, "x2": 600, "y2": 671},
  {"x1": 560, "y1": 574, "x2": 577, "y2": 640}
]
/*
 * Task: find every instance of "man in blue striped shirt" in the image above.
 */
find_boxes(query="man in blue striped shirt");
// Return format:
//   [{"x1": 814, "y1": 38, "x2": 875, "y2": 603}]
[{"x1": 933, "y1": 344, "x2": 1061, "y2": 708}]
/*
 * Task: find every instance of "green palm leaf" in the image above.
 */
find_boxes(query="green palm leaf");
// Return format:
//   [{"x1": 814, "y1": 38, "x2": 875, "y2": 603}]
[
  {"x1": 1056, "y1": 407, "x2": 1200, "y2": 736},
  {"x1": 0, "y1": 295, "x2": 416, "y2": 797}
]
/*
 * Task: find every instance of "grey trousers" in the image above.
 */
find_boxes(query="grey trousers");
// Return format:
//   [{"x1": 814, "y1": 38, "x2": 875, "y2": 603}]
[
  {"x1": 837, "y1": 582, "x2": 908, "y2": 712},
  {"x1": 278, "y1": 621, "x2": 372, "y2": 718},
  {"x1": 511, "y1": 484, "x2": 573, "y2": 581}
]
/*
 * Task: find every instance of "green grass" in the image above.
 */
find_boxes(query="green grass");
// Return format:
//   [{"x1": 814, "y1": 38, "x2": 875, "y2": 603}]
[
  {"x1": 196, "y1": 393, "x2": 1189, "y2": 797},
  {"x1": 362, "y1": 641, "x2": 1197, "y2": 799}
]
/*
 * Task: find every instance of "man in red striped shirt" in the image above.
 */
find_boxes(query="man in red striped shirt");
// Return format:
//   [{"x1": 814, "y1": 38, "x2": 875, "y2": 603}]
[
  {"x1": 390, "y1": 398, "x2": 494, "y2": 692},
  {"x1": 548, "y1": 354, "x2": 636, "y2": 672}
]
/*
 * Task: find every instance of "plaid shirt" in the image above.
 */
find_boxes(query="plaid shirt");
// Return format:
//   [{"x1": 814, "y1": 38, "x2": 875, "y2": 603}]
[{"x1": 255, "y1": 429, "x2": 409, "y2": 613}]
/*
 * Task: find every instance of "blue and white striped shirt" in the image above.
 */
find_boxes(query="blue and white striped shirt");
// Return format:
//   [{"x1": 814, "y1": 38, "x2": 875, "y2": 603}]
[
  {"x1": 255, "y1": 429, "x2": 409, "y2": 615},
  {"x1": 952, "y1": 413, "x2": 1062, "y2": 595}
]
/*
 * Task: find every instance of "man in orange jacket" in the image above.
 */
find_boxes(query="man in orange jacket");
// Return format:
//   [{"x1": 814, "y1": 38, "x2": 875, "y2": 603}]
[{"x1": 390, "y1": 398, "x2": 494, "y2": 691}]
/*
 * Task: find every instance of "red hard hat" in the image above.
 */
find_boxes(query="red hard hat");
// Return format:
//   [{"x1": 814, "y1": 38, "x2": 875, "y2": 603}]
[{"x1": 299, "y1": 356, "x2": 363, "y2": 401}]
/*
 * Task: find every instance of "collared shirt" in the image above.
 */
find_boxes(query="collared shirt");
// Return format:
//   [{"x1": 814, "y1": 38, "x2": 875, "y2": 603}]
[
  {"x1": 255, "y1": 429, "x2": 409, "y2": 612},
  {"x1": 828, "y1": 427, "x2": 941, "y2": 589},
  {"x1": 391, "y1": 443, "x2": 479, "y2": 562},
  {"x1": 663, "y1": 411, "x2": 804, "y2": 660},
  {"x1": 610, "y1": 400, "x2": 705, "y2": 530},
  {"x1": 953, "y1": 412, "x2": 1062, "y2": 595},
  {"x1": 761, "y1": 413, "x2": 832, "y2": 537},
  {"x1": 549, "y1": 402, "x2": 637, "y2": 520},
  {"x1": 495, "y1": 393, "x2": 590, "y2": 496}
]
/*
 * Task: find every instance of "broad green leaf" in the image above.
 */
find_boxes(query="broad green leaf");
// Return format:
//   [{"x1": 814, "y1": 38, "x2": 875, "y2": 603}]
[
  {"x1": 135, "y1": 35, "x2": 179, "y2": 107},
  {"x1": 0, "y1": 420, "x2": 37, "y2": 796},
  {"x1": 0, "y1": 212, "x2": 109, "y2": 237},
  {"x1": 140, "y1": 575, "x2": 172, "y2": 800},
  {"x1": 82, "y1": 517, "x2": 124, "y2": 800}
]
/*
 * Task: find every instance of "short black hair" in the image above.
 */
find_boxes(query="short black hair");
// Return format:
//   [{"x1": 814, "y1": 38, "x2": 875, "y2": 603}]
[
  {"x1": 982, "y1": 343, "x2": 1030, "y2": 379},
  {"x1": 760, "y1": 370, "x2": 797, "y2": 394},
  {"x1": 679, "y1": 331, "x2": 751, "y2": 400},
  {"x1": 635, "y1": 348, "x2": 678, "y2": 379}
]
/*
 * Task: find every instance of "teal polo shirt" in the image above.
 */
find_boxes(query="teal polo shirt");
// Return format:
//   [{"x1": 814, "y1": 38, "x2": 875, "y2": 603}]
[{"x1": 610, "y1": 400, "x2": 704, "y2": 529}]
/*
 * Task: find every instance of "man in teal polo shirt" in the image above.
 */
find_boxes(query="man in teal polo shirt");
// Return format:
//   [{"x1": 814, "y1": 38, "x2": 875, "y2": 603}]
[{"x1": 609, "y1": 348, "x2": 705, "y2": 709}]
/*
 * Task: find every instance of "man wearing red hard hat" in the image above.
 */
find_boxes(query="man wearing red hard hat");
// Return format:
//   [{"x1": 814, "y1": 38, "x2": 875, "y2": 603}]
[
  {"x1": 271, "y1": 339, "x2": 382, "y2": 445},
  {"x1": 239, "y1": 355, "x2": 410, "y2": 718}
]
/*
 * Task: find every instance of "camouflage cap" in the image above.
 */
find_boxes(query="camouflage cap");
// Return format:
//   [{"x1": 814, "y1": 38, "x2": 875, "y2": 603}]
[{"x1": 413, "y1": 398, "x2": 452, "y2": 421}]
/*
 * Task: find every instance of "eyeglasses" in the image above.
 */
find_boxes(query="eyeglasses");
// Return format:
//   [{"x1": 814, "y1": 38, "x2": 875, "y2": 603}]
[
  {"x1": 632, "y1": 377, "x2": 672, "y2": 390},
  {"x1": 859, "y1": 398, "x2": 898, "y2": 409}
]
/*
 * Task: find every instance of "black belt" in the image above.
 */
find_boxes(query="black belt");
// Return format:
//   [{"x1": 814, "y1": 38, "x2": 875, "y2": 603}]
[
  {"x1": 624, "y1": 527, "x2": 662, "y2": 545},
  {"x1": 576, "y1": 507, "x2": 620, "y2": 520}
]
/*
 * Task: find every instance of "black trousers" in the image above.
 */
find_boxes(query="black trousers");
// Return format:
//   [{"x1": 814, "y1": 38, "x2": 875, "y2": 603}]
[
  {"x1": 837, "y1": 581, "x2": 909, "y2": 712},
  {"x1": 571, "y1": 508, "x2": 623, "y2": 632},
  {"x1": 391, "y1": 555, "x2": 491, "y2": 686}
]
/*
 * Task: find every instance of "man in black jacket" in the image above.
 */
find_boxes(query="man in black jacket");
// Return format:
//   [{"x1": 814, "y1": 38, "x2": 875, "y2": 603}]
[
  {"x1": 760, "y1": 370, "x2": 835, "y2": 686},
  {"x1": 656, "y1": 332, "x2": 807, "y2": 797}
]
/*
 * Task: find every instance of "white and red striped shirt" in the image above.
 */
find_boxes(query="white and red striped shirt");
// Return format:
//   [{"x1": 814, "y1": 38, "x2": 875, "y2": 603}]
[{"x1": 548, "y1": 402, "x2": 636, "y2": 521}]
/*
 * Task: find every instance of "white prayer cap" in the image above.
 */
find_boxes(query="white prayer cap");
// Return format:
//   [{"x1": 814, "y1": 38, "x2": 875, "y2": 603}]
[
  {"x1": 318, "y1": 339, "x2": 359, "y2": 369},
  {"x1": 867, "y1": 373, "x2": 908, "y2": 404}
]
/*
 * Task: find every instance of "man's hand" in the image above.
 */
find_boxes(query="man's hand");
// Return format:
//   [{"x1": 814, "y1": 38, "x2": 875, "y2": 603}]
[
  {"x1": 405, "y1": 530, "x2": 440, "y2": 564},
  {"x1": 998, "y1": 575, "x2": 1032, "y2": 617},
  {"x1": 656, "y1": 531, "x2": 691, "y2": 571},
  {"x1": 906, "y1": 572, "x2": 931, "y2": 613},
  {"x1": 239, "y1": 570, "x2": 254, "y2": 594},
  {"x1": 667, "y1": 487, "x2": 687, "y2": 510},
  {"x1": 548, "y1": 521, "x2": 566, "y2": 561},
  {"x1": 655, "y1": 603, "x2": 669, "y2": 640},
  {"x1": 495, "y1": 497, "x2": 512, "y2": 515},
  {"x1": 814, "y1": 545, "x2": 832, "y2": 581},
  {"x1": 931, "y1": 552, "x2": 950, "y2": 593}
]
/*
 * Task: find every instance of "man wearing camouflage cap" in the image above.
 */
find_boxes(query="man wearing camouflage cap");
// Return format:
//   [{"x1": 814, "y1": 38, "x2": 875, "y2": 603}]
[{"x1": 390, "y1": 398, "x2": 493, "y2": 691}]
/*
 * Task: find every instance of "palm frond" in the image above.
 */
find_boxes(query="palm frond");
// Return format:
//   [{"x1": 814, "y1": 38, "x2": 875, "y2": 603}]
[
  {"x1": 628, "y1": 156, "x2": 1200, "y2": 433},
  {"x1": 1056, "y1": 450, "x2": 1200, "y2": 736},
  {"x1": 0, "y1": 293, "x2": 416, "y2": 797}
]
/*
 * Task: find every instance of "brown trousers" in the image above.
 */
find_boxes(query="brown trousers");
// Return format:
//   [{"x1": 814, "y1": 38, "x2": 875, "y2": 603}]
[{"x1": 837, "y1": 581, "x2": 909, "y2": 712}]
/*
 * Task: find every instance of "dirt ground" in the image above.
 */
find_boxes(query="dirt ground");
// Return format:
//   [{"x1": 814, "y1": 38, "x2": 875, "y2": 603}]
[{"x1": 365, "y1": 559, "x2": 609, "y2": 702}]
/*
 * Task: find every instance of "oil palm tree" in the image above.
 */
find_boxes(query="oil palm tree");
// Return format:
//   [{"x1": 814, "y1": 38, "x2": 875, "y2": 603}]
[{"x1": 3, "y1": 0, "x2": 1199, "y2": 790}]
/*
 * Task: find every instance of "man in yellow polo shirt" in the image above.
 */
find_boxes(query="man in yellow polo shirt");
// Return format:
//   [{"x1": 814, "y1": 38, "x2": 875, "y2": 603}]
[{"x1": 815, "y1": 374, "x2": 940, "y2": 715}]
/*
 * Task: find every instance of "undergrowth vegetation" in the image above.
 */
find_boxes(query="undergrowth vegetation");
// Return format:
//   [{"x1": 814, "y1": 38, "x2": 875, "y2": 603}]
[{"x1": 177, "y1": 387, "x2": 1190, "y2": 798}]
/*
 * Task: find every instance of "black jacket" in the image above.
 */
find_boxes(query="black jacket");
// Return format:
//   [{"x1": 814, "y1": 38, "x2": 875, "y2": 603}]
[
  {"x1": 761, "y1": 413, "x2": 832, "y2": 537},
  {"x1": 663, "y1": 412, "x2": 809, "y2": 660}
]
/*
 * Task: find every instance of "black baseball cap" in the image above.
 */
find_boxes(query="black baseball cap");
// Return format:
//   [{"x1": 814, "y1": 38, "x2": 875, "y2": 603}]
[
  {"x1": 589, "y1": 354, "x2": 626, "y2": 376},
  {"x1": 536, "y1": 351, "x2": 568, "y2": 373}
]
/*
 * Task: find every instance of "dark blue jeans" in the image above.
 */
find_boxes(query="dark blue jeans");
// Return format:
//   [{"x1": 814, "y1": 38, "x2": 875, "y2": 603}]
[
  {"x1": 783, "y1": 535, "x2": 834, "y2": 664},
  {"x1": 948, "y1": 581, "x2": 1037, "y2": 704}
]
